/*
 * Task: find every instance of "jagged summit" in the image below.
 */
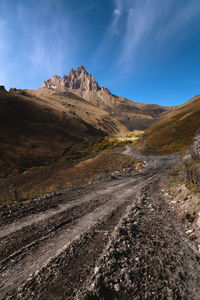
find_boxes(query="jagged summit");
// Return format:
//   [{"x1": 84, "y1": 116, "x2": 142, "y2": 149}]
[
  {"x1": 42, "y1": 66, "x2": 171, "y2": 130},
  {"x1": 42, "y1": 65, "x2": 116, "y2": 114},
  {"x1": 42, "y1": 65, "x2": 105, "y2": 94}
]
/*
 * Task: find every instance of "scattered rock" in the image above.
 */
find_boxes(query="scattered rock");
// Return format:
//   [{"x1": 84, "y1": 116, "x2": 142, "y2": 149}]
[
  {"x1": 186, "y1": 229, "x2": 194, "y2": 235},
  {"x1": 114, "y1": 283, "x2": 120, "y2": 292}
]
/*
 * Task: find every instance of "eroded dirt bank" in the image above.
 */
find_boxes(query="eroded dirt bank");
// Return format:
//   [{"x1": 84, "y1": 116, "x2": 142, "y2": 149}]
[{"x1": 0, "y1": 151, "x2": 200, "y2": 299}]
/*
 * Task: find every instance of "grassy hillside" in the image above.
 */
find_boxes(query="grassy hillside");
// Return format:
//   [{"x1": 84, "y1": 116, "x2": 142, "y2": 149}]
[{"x1": 138, "y1": 96, "x2": 200, "y2": 154}]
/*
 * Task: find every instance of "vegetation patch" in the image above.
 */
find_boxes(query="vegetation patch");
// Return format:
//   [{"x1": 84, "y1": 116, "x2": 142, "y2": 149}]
[
  {"x1": 125, "y1": 131, "x2": 144, "y2": 138},
  {"x1": 94, "y1": 138, "x2": 132, "y2": 152}
]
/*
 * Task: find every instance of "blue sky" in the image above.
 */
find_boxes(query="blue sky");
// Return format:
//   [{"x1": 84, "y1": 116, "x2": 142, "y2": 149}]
[{"x1": 1, "y1": 0, "x2": 200, "y2": 106}]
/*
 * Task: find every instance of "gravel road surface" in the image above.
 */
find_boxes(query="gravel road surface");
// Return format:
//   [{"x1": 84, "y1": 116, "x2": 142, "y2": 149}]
[{"x1": 0, "y1": 148, "x2": 200, "y2": 299}]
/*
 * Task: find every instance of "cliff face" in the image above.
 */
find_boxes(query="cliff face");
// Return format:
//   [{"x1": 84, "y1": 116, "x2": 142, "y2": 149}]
[{"x1": 43, "y1": 66, "x2": 101, "y2": 94}]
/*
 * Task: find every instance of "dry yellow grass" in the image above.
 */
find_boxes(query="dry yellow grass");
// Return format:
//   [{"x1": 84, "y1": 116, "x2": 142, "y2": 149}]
[{"x1": 138, "y1": 97, "x2": 200, "y2": 154}]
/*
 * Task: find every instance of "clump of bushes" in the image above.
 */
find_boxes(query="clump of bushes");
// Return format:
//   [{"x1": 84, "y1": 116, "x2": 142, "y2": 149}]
[
  {"x1": 125, "y1": 131, "x2": 144, "y2": 138},
  {"x1": 94, "y1": 138, "x2": 132, "y2": 152}
]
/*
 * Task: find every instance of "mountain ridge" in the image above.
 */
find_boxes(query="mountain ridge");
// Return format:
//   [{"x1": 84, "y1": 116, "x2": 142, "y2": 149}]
[{"x1": 42, "y1": 66, "x2": 172, "y2": 130}]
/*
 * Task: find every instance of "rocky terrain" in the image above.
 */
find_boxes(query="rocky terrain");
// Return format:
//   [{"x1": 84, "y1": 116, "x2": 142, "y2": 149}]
[
  {"x1": 79, "y1": 182, "x2": 200, "y2": 300},
  {"x1": 1, "y1": 143, "x2": 200, "y2": 299}
]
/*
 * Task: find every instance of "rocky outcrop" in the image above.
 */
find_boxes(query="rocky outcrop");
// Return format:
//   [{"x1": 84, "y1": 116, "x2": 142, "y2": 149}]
[
  {"x1": 43, "y1": 66, "x2": 102, "y2": 95},
  {"x1": 192, "y1": 133, "x2": 200, "y2": 157},
  {"x1": 0, "y1": 85, "x2": 7, "y2": 93}
]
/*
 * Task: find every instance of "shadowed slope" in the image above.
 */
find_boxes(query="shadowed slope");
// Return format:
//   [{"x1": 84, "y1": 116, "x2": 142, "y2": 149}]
[{"x1": 0, "y1": 88, "x2": 127, "y2": 178}]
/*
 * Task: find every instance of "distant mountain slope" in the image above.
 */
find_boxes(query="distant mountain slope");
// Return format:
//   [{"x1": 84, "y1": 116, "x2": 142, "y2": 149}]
[
  {"x1": 139, "y1": 95, "x2": 200, "y2": 154},
  {"x1": 0, "y1": 87, "x2": 127, "y2": 178},
  {"x1": 43, "y1": 66, "x2": 171, "y2": 130}
]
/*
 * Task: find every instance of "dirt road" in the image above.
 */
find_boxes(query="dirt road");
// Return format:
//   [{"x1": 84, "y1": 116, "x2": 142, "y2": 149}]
[{"x1": 0, "y1": 149, "x2": 200, "y2": 299}]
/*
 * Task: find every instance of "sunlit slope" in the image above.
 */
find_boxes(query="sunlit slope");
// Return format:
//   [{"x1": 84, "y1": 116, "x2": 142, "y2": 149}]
[{"x1": 140, "y1": 95, "x2": 200, "y2": 154}]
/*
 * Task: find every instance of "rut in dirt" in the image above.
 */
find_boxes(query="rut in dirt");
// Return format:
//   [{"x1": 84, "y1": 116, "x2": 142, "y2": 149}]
[{"x1": 1, "y1": 152, "x2": 199, "y2": 299}]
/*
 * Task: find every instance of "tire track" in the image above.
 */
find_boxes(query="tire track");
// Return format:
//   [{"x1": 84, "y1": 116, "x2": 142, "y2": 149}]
[
  {"x1": 0, "y1": 176, "x2": 141, "y2": 239},
  {"x1": 0, "y1": 177, "x2": 146, "y2": 299},
  {"x1": 0, "y1": 156, "x2": 172, "y2": 299}
]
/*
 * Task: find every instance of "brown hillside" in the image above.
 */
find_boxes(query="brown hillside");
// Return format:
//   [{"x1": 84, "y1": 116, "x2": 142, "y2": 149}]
[{"x1": 139, "y1": 95, "x2": 200, "y2": 154}]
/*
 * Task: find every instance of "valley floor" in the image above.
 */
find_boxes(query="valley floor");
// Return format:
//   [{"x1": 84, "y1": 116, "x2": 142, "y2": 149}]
[{"x1": 0, "y1": 150, "x2": 200, "y2": 299}]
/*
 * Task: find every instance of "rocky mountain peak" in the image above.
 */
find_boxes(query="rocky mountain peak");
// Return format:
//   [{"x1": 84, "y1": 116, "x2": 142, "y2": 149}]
[{"x1": 42, "y1": 66, "x2": 102, "y2": 94}]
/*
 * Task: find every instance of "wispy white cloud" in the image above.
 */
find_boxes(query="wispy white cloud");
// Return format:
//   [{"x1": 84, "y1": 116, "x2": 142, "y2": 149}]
[
  {"x1": 0, "y1": 19, "x2": 10, "y2": 87},
  {"x1": 94, "y1": 0, "x2": 200, "y2": 76},
  {"x1": 12, "y1": 0, "x2": 78, "y2": 84},
  {"x1": 91, "y1": 0, "x2": 124, "y2": 69},
  {"x1": 111, "y1": 0, "x2": 124, "y2": 32},
  {"x1": 0, "y1": 20, "x2": 8, "y2": 55},
  {"x1": 26, "y1": 8, "x2": 76, "y2": 78},
  {"x1": 113, "y1": 9, "x2": 121, "y2": 17},
  {"x1": 119, "y1": 0, "x2": 200, "y2": 71},
  {"x1": 0, "y1": 0, "x2": 79, "y2": 88},
  {"x1": 29, "y1": 25, "x2": 72, "y2": 78}
]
